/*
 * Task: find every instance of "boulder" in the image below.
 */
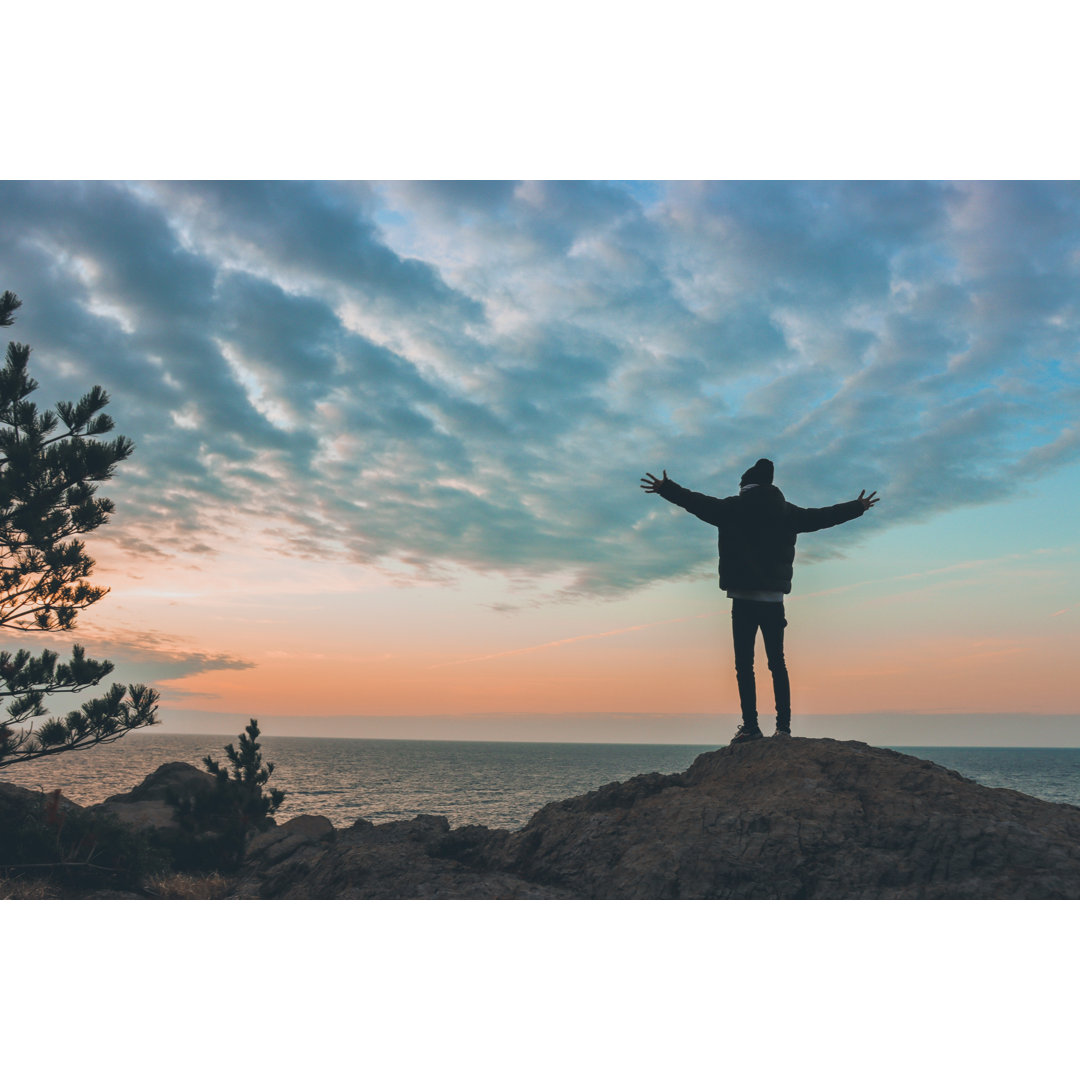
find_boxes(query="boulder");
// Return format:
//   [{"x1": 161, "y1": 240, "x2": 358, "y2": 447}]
[
  {"x1": 0, "y1": 780, "x2": 82, "y2": 819},
  {"x1": 280, "y1": 814, "x2": 335, "y2": 840},
  {"x1": 92, "y1": 761, "x2": 217, "y2": 832}
]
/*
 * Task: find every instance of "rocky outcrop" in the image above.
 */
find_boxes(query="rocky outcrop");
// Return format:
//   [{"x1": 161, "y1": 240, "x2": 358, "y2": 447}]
[
  {"x1": 484, "y1": 737, "x2": 1080, "y2": 899},
  {"x1": 234, "y1": 814, "x2": 570, "y2": 899},
  {"x1": 1, "y1": 781, "x2": 82, "y2": 812},
  {"x1": 0, "y1": 780, "x2": 82, "y2": 820},
  {"x1": 91, "y1": 761, "x2": 218, "y2": 831},
  {"x1": 232, "y1": 738, "x2": 1080, "y2": 900}
]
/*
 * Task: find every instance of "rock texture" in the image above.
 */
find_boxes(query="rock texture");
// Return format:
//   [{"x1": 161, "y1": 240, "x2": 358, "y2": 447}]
[
  {"x1": 486, "y1": 738, "x2": 1080, "y2": 899},
  {"x1": 92, "y1": 761, "x2": 217, "y2": 831},
  {"x1": 232, "y1": 738, "x2": 1080, "y2": 900},
  {"x1": 0, "y1": 780, "x2": 82, "y2": 820},
  {"x1": 235, "y1": 814, "x2": 570, "y2": 899}
]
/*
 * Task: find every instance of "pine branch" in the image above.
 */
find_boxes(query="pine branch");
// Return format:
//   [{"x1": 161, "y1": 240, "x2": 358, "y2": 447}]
[{"x1": 0, "y1": 291, "x2": 159, "y2": 768}]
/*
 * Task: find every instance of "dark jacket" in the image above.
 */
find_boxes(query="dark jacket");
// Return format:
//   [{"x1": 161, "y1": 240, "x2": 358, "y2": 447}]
[{"x1": 658, "y1": 478, "x2": 865, "y2": 594}]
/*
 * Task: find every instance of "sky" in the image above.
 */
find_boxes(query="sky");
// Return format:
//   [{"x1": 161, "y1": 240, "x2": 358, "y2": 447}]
[{"x1": 1, "y1": 180, "x2": 1078, "y2": 745}]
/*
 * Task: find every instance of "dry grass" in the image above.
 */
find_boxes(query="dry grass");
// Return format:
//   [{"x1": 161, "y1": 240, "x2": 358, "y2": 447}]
[
  {"x1": 0, "y1": 874, "x2": 59, "y2": 900},
  {"x1": 145, "y1": 872, "x2": 235, "y2": 900},
  {"x1": 2, "y1": 870, "x2": 237, "y2": 900}
]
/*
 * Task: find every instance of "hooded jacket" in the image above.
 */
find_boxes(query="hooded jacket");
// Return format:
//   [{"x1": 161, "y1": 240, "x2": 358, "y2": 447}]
[{"x1": 658, "y1": 478, "x2": 865, "y2": 594}]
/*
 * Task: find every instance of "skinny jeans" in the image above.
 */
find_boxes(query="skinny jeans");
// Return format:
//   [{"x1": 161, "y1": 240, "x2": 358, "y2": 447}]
[{"x1": 731, "y1": 598, "x2": 790, "y2": 729}]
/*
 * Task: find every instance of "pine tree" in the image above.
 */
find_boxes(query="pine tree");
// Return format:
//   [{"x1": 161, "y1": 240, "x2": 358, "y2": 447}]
[
  {"x1": 168, "y1": 719, "x2": 285, "y2": 868},
  {"x1": 0, "y1": 290, "x2": 159, "y2": 767},
  {"x1": 202, "y1": 718, "x2": 286, "y2": 827}
]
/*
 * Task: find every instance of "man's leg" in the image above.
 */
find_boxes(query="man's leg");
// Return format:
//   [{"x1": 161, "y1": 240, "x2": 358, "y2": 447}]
[
  {"x1": 760, "y1": 602, "x2": 791, "y2": 735},
  {"x1": 730, "y1": 599, "x2": 763, "y2": 738}
]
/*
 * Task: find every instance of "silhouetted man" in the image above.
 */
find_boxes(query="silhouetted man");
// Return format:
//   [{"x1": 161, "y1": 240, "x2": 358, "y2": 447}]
[{"x1": 641, "y1": 459, "x2": 879, "y2": 744}]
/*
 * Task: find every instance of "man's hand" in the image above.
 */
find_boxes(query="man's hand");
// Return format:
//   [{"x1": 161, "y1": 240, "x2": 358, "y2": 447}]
[
  {"x1": 640, "y1": 470, "x2": 668, "y2": 494},
  {"x1": 857, "y1": 489, "x2": 879, "y2": 511}
]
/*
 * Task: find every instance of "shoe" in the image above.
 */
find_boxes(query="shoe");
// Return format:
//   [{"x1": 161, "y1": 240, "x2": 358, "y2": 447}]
[
  {"x1": 772, "y1": 727, "x2": 791, "y2": 738},
  {"x1": 730, "y1": 724, "x2": 764, "y2": 745}
]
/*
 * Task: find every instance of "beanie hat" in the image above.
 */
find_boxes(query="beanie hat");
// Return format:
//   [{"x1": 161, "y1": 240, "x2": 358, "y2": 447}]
[{"x1": 740, "y1": 458, "x2": 774, "y2": 487}]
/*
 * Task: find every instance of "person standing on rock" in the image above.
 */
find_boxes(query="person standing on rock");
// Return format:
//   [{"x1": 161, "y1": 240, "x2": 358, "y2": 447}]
[{"x1": 640, "y1": 459, "x2": 878, "y2": 744}]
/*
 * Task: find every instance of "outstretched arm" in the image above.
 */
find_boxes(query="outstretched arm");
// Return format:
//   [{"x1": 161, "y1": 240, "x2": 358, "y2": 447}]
[
  {"x1": 640, "y1": 469, "x2": 730, "y2": 526},
  {"x1": 789, "y1": 489, "x2": 880, "y2": 533}
]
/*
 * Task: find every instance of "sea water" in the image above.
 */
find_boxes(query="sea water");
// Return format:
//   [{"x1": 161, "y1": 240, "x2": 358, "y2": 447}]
[
  {"x1": 7, "y1": 734, "x2": 1080, "y2": 831},
  {"x1": 7, "y1": 734, "x2": 705, "y2": 830}
]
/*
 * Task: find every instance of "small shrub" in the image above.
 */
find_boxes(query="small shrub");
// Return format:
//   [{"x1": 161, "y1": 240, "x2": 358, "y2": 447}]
[
  {"x1": 203, "y1": 717, "x2": 285, "y2": 826},
  {"x1": 0, "y1": 787, "x2": 165, "y2": 893},
  {"x1": 168, "y1": 719, "x2": 285, "y2": 870}
]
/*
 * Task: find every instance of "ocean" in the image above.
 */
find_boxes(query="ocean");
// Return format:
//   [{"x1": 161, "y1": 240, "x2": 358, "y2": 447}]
[{"x1": 6, "y1": 734, "x2": 1080, "y2": 831}]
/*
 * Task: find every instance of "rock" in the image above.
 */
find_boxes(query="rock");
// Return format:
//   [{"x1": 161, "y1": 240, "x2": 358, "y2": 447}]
[
  {"x1": 235, "y1": 813, "x2": 572, "y2": 899},
  {"x1": 487, "y1": 738, "x2": 1080, "y2": 899},
  {"x1": 246, "y1": 826, "x2": 315, "y2": 864},
  {"x1": 235, "y1": 738, "x2": 1080, "y2": 900},
  {"x1": 100, "y1": 761, "x2": 216, "y2": 805},
  {"x1": 0, "y1": 780, "x2": 83, "y2": 818},
  {"x1": 92, "y1": 761, "x2": 217, "y2": 832},
  {"x1": 280, "y1": 814, "x2": 335, "y2": 840}
]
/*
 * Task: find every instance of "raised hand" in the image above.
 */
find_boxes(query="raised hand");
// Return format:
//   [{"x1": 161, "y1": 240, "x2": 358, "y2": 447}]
[
  {"x1": 857, "y1": 489, "x2": 879, "y2": 511},
  {"x1": 640, "y1": 470, "x2": 669, "y2": 494}
]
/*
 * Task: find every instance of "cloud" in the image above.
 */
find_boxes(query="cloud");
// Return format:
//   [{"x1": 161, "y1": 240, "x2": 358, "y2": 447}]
[
  {"x1": 2, "y1": 180, "x2": 1078, "y2": 597},
  {"x1": 0, "y1": 626, "x2": 253, "y2": 691}
]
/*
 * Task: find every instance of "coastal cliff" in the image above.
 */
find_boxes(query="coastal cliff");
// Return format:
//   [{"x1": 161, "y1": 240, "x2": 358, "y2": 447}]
[
  {"x1": 234, "y1": 737, "x2": 1080, "y2": 899},
  {"x1": 6, "y1": 737, "x2": 1080, "y2": 899}
]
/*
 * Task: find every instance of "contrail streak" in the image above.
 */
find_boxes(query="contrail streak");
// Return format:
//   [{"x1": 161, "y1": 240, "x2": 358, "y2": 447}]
[{"x1": 430, "y1": 612, "x2": 715, "y2": 668}]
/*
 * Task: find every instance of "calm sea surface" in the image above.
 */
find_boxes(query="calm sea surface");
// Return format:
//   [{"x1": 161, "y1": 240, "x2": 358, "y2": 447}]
[{"x1": 7, "y1": 734, "x2": 1080, "y2": 831}]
